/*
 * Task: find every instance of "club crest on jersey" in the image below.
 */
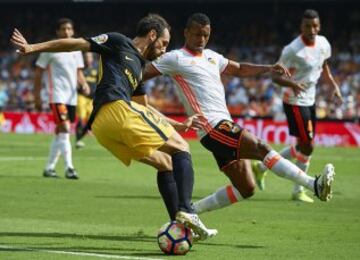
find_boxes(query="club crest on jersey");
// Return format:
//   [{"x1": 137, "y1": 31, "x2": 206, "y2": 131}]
[
  {"x1": 208, "y1": 57, "x2": 216, "y2": 65},
  {"x1": 91, "y1": 34, "x2": 108, "y2": 44}
]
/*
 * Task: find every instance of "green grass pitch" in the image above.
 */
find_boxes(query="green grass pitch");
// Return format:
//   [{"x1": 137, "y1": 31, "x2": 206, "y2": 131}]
[{"x1": 0, "y1": 133, "x2": 360, "y2": 259}]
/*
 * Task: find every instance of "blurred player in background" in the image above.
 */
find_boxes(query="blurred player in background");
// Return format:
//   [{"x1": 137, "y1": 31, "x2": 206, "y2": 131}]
[
  {"x1": 253, "y1": 9, "x2": 343, "y2": 203},
  {"x1": 143, "y1": 13, "x2": 335, "y2": 215},
  {"x1": 33, "y1": 18, "x2": 89, "y2": 179},
  {"x1": 11, "y1": 14, "x2": 217, "y2": 240},
  {"x1": 75, "y1": 52, "x2": 98, "y2": 149}
]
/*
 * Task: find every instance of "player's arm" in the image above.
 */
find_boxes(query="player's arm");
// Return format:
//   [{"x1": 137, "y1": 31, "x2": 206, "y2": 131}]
[
  {"x1": 147, "y1": 104, "x2": 205, "y2": 132},
  {"x1": 33, "y1": 66, "x2": 44, "y2": 111},
  {"x1": 271, "y1": 72, "x2": 306, "y2": 95},
  {"x1": 131, "y1": 94, "x2": 205, "y2": 132},
  {"x1": 322, "y1": 61, "x2": 343, "y2": 104},
  {"x1": 77, "y1": 69, "x2": 90, "y2": 96},
  {"x1": 142, "y1": 63, "x2": 162, "y2": 81},
  {"x1": 11, "y1": 28, "x2": 90, "y2": 54},
  {"x1": 223, "y1": 60, "x2": 291, "y2": 78}
]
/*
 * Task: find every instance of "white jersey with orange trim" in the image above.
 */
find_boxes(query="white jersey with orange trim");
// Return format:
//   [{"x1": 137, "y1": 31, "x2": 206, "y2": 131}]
[
  {"x1": 152, "y1": 47, "x2": 232, "y2": 138},
  {"x1": 279, "y1": 35, "x2": 331, "y2": 106},
  {"x1": 36, "y1": 51, "x2": 84, "y2": 106}
]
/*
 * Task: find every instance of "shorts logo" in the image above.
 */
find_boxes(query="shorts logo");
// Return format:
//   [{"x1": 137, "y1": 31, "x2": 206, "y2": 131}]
[{"x1": 91, "y1": 34, "x2": 108, "y2": 44}]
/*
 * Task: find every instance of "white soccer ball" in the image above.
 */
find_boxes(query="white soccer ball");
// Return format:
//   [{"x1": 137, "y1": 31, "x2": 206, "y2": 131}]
[{"x1": 157, "y1": 221, "x2": 193, "y2": 255}]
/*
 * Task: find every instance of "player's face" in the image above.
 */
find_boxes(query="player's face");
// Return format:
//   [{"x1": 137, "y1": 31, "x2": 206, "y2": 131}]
[
  {"x1": 56, "y1": 23, "x2": 74, "y2": 39},
  {"x1": 84, "y1": 52, "x2": 94, "y2": 67},
  {"x1": 184, "y1": 22, "x2": 211, "y2": 53},
  {"x1": 146, "y1": 28, "x2": 170, "y2": 61},
  {"x1": 301, "y1": 18, "x2": 320, "y2": 42}
]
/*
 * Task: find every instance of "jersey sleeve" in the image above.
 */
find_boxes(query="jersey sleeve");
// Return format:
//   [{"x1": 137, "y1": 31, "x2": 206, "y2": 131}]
[
  {"x1": 151, "y1": 51, "x2": 178, "y2": 75},
  {"x1": 76, "y1": 52, "x2": 85, "y2": 69},
  {"x1": 324, "y1": 38, "x2": 332, "y2": 60},
  {"x1": 86, "y1": 32, "x2": 126, "y2": 55},
  {"x1": 278, "y1": 45, "x2": 295, "y2": 68},
  {"x1": 35, "y1": 53, "x2": 51, "y2": 69},
  {"x1": 216, "y1": 52, "x2": 229, "y2": 73}
]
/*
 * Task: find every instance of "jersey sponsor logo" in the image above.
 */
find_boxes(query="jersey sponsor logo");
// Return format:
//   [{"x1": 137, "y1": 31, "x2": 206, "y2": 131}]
[
  {"x1": 124, "y1": 68, "x2": 138, "y2": 89},
  {"x1": 91, "y1": 34, "x2": 108, "y2": 44},
  {"x1": 208, "y1": 57, "x2": 217, "y2": 65}
]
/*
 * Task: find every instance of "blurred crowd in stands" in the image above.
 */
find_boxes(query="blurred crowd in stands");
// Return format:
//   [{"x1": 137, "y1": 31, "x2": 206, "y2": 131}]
[{"x1": 0, "y1": 2, "x2": 359, "y2": 120}]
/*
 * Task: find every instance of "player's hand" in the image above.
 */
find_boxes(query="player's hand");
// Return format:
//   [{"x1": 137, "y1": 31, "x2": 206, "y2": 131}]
[
  {"x1": 271, "y1": 63, "x2": 291, "y2": 78},
  {"x1": 175, "y1": 114, "x2": 207, "y2": 132},
  {"x1": 10, "y1": 28, "x2": 33, "y2": 54},
  {"x1": 332, "y1": 87, "x2": 343, "y2": 105},
  {"x1": 80, "y1": 83, "x2": 91, "y2": 96},
  {"x1": 292, "y1": 82, "x2": 306, "y2": 96},
  {"x1": 34, "y1": 96, "x2": 42, "y2": 111}
]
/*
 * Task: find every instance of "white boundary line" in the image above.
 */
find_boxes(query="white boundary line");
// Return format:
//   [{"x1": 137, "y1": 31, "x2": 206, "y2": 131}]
[{"x1": 0, "y1": 245, "x2": 164, "y2": 260}]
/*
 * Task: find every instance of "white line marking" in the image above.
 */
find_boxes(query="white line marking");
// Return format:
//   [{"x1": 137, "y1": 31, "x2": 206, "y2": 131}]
[
  {"x1": 0, "y1": 157, "x2": 113, "y2": 161},
  {"x1": 0, "y1": 245, "x2": 163, "y2": 260}
]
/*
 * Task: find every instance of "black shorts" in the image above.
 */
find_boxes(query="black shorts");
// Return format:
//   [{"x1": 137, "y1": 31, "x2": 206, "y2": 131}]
[
  {"x1": 50, "y1": 103, "x2": 76, "y2": 124},
  {"x1": 283, "y1": 102, "x2": 316, "y2": 142},
  {"x1": 200, "y1": 120, "x2": 244, "y2": 169}
]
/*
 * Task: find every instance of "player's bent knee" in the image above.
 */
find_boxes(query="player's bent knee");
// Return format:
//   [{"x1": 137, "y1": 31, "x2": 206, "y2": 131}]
[
  {"x1": 255, "y1": 140, "x2": 272, "y2": 159},
  {"x1": 57, "y1": 121, "x2": 70, "y2": 133},
  {"x1": 166, "y1": 131, "x2": 190, "y2": 153},
  {"x1": 240, "y1": 183, "x2": 255, "y2": 199},
  {"x1": 297, "y1": 142, "x2": 314, "y2": 156}
]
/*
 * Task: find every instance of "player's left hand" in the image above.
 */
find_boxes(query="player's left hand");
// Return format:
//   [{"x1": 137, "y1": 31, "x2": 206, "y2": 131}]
[
  {"x1": 79, "y1": 83, "x2": 91, "y2": 96},
  {"x1": 176, "y1": 114, "x2": 207, "y2": 132},
  {"x1": 271, "y1": 63, "x2": 291, "y2": 78},
  {"x1": 10, "y1": 28, "x2": 33, "y2": 54},
  {"x1": 332, "y1": 87, "x2": 343, "y2": 105}
]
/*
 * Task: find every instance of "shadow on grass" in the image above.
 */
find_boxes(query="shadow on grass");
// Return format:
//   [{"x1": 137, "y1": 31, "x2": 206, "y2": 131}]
[
  {"x1": 0, "y1": 232, "x2": 264, "y2": 250},
  {"x1": 95, "y1": 195, "x2": 204, "y2": 200}
]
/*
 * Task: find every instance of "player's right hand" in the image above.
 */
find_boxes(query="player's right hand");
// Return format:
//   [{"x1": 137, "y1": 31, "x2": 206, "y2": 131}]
[{"x1": 10, "y1": 28, "x2": 33, "y2": 54}]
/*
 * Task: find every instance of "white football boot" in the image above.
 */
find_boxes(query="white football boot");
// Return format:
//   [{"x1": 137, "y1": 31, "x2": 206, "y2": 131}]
[
  {"x1": 314, "y1": 163, "x2": 335, "y2": 201},
  {"x1": 176, "y1": 211, "x2": 218, "y2": 241}
]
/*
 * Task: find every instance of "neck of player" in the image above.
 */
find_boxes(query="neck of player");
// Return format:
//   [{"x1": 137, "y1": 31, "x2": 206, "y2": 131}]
[{"x1": 132, "y1": 37, "x2": 149, "y2": 57}]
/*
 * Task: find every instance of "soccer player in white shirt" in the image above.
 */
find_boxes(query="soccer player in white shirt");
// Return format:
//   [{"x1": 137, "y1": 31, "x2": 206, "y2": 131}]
[
  {"x1": 253, "y1": 9, "x2": 343, "y2": 203},
  {"x1": 34, "y1": 18, "x2": 89, "y2": 179},
  {"x1": 143, "y1": 13, "x2": 335, "y2": 214}
]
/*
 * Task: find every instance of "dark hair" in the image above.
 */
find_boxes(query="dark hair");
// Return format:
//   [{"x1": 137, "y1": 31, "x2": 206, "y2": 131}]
[
  {"x1": 186, "y1": 13, "x2": 211, "y2": 28},
  {"x1": 136, "y1": 14, "x2": 170, "y2": 38},
  {"x1": 302, "y1": 9, "x2": 319, "y2": 20},
  {"x1": 56, "y1": 17, "x2": 74, "y2": 30}
]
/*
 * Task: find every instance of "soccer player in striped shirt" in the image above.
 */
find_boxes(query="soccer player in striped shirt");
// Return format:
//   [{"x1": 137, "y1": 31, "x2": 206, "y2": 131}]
[
  {"x1": 143, "y1": 13, "x2": 335, "y2": 214},
  {"x1": 253, "y1": 9, "x2": 343, "y2": 203}
]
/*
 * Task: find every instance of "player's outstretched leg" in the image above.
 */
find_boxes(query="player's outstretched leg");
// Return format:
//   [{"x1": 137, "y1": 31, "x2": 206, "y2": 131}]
[
  {"x1": 238, "y1": 130, "x2": 335, "y2": 202},
  {"x1": 193, "y1": 160, "x2": 255, "y2": 214},
  {"x1": 253, "y1": 144, "x2": 314, "y2": 202}
]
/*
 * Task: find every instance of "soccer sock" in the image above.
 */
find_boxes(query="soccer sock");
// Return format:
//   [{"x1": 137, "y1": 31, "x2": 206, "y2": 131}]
[
  {"x1": 257, "y1": 145, "x2": 297, "y2": 172},
  {"x1": 171, "y1": 151, "x2": 194, "y2": 213},
  {"x1": 58, "y1": 133, "x2": 74, "y2": 169},
  {"x1": 45, "y1": 135, "x2": 61, "y2": 170},
  {"x1": 263, "y1": 150, "x2": 314, "y2": 192},
  {"x1": 75, "y1": 121, "x2": 83, "y2": 141},
  {"x1": 193, "y1": 185, "x2": 243, "y2": 214},
  {"x1": 293, "y1": 153, "x2": 311, "y2": 193},
  {"x1": 157, "y1": 171, "x2": 179, "y2": 220}
]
